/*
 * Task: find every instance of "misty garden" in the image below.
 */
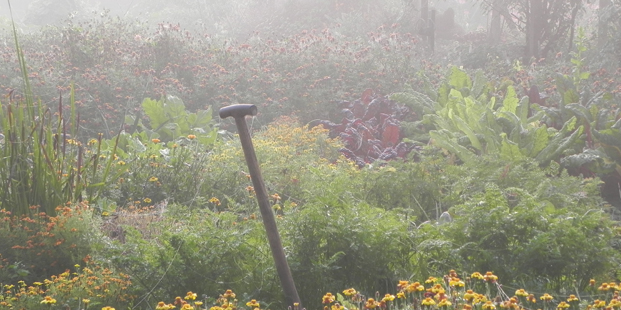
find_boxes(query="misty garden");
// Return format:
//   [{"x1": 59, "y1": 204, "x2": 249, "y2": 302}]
[{"x1": 0, "y1": 0, "x2": 621, "y2": 309}]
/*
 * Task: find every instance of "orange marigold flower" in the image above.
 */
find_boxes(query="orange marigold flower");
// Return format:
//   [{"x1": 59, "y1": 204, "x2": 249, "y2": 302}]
[
  {"x1": 187, "y1": 134, "x2": 196, "y2": 140},
  {"x1": 322, "y1": 293, "x2": 335, "y2": 304},
  {"x1": 483, "y1": 271, "x2": 498, "y2": 283},
  {"x1": 222, "y1": 289, "x2": 235, "y2": 299},
  {"x1": 152, "y1": 138, "x2": 161, "y2": 143},
  {"x1": 397, "y1": 280, "x2": 409, "y2": 290},
  {"x1": 365, "y1": 298, "x2": 379, "y2": 309}
]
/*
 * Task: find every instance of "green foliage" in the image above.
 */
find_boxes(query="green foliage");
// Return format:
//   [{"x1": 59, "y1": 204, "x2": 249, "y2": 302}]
[
  {"x1": 126, "y1": 96, "x2": 218, "y2": 146},
  {"x1": 0, "y1": 203, "x2": 102, "y2": 285},
  {"x1": 283, "y1": 201, "x2": 412, "y2": 310},
  {"x1": 394, "y1": 67, "x2": 586, "y2": 166},
  {"x1": 425, "y1": 183, "x2": 619, "y2": 292}
]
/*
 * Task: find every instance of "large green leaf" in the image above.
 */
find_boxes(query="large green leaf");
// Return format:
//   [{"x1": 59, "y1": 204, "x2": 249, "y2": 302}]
[
  {"x1": 448, "y1": 66, "x2": 472, "y2": 92},
  {"x1": 430, "y1": 130, "x2": 476, "y2": 164},
  {"x1": 501, "y1": 85, "x2": 519, "y2": 115},
  {"x1": 500, "y1": 134, "x2": 526, "y2": 162},
  {"x1": 142, "y1": 97, "x2": 167, "y2": 129}
]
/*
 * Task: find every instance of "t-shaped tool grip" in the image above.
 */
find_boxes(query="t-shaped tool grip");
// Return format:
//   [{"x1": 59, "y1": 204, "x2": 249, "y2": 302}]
[{"x1": 219, "y1": 104, "x2": 257, "y2": 119}]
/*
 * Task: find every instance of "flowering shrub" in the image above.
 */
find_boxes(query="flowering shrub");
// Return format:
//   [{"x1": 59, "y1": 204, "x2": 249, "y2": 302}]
[
  {"x1": 0, "y1": 203, "x2": 101, "y2": 285},
  {"x1": 0, "y1": 258, "x2": 132, "y2": 310},
  {"x1": 0, "y1": 15, "x2": 426, "y2": 137}
]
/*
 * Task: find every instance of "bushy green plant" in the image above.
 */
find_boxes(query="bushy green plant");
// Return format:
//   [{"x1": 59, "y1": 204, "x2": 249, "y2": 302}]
[
  {"x1": 283, "y1": 200, "x2": 412, "y2": 309},
  {"x1": 393, "y1": 66, "x2": 586, "y2": 167},
  {"x1": 0, "y1": 257, "x2": 133, "y2": 310},
  {"x1": 0, "y1": 203, "x2": 102, "y2": 285}
]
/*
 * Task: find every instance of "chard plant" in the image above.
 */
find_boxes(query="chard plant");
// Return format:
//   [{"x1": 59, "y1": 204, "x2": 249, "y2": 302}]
[{"x1": 393, "y1": 66, "x2": 585, "y2": 166}]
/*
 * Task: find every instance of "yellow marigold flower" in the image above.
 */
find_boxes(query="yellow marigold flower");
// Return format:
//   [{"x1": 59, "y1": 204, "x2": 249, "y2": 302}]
[
  {"x1": 432, "y1": 284, "x2": 445, "y2": 294},
  {"x1": 322, "y1": 293, "x2": 335, "y2": 304},
  {"x1": 181, "y1": 304, "x2": 194, "y2": 310},
  {"x1": 483, "y1": 271, "x2": 498, "y2": 282},
  {"x1": 471, "y1": 272, "x2": 484, "y2": 280},
  {"x1": 222, "y1": 289, "x2": 235, "y2": 299},
  {"x1": 246, "y1": 300, "x2": 260, "y2": 307},
  {"x1": 425, "y1": 276, "x2": 438, "y2": 284},
  {"x1": 117, "y1": 160, "x2": 126, "y2": 165},
  {"x1": 438, "y1": 299, "x2": 452, "y2": 307},
  {"x1": 598, "y1": 283, "x2": 611, "y2": 291},
  {"x1": 210, "y1": 307, "x2": 223, "y2": 310},
  {"x1": 406, "y1": 282, "x2": 422, "y2": 292},
  {"x1": 450, "y1": 278, "x2": 465, "y2": 287},
  {"x1": 144, "y1": 198, "x2": 152, "y2": 203},
  {"x1": 593, "y1": 300, "x2": 607, "y2": 308},
  {"x1": 422, "y1": 297, "x2": 436, "y2": 306},
  {"x1": 528, "y1": 294, "x2": 536, "y2": 303},
  {"x1": 331, "y1": 303, "x2": 344, "y2": 310},
  {"x1": 83, "y1": 299, "x2": 90, "y2": 304},
  {"x1": 365, "y1": 298, "x2": 379, "y2": 309},
  {"x1": 397, "y1": 292, "x2": 406, "y2": 299},
  {"x1": 185, "y1": 291, "x2": 197, "y2": 300},
  {"x1": 556, "y1": 302, "x2": 571, "y2": 309},
  {"x1": 343, "y1": 288, "x2": 357, "y2": 296},
  {"x1": 195, "y1": 302, "x2": 203, "y2": 306},
  {"x1": 567, "y1": 295, "x2": 579, "y2": 302},
  {"x1": 609, "y1": 299, "x2": 621, "y2": 308},
  {"x1": 102, "y1": 307, "x2": 116, "y2": 310},
  {"x1": 149, "y1": 176, "x2": 158, "y2": 182},
  {"x1": 187, "y1": 134, "x2": 196, "y2": 140},
  {"x1": 541, "y1": 293, "x2": 554, "y2": 301},
  {"x1": 590, "y1": 279, "x2": 597, "y2": 286},
  {"x1": 156, "y1": 302, "x2": 168, "y2": 310},
  {"x1": 382, "y1": 294, "x2": 395, "y2": 302},
  {"x1": 515, "y1": 289, "x2": 528, "y2": 297},
  {"x1": 33, "y1": 282, "x2": 43, "y2": 286},
  {"x1": 88, "y1": 138, "x2": 98, "y2": 145},
  {"x1": 464, "y1": 290, "x2": 476, "y2": 301},
  {"x1": 40, "y1": 296, "x2": 57, "y2": 304},
  {"x1": 482, "y1": 301, "x2": 496, "y2": 310}
]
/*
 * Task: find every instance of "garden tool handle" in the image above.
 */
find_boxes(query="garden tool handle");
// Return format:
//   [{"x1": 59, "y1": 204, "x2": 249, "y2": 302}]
[{"x1": 219, "y1": 104, "x2": 302, "y2": 309}]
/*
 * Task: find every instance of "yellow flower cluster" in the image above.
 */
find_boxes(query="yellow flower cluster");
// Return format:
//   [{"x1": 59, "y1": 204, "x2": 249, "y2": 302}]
[{"x1": 333, "y1": 272, "x2": 621, "y2": 310}]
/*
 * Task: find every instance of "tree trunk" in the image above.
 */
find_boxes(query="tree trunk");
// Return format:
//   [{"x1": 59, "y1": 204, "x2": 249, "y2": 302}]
[
  {"x1": 488, "y1": 0, "x2": 502, "y2": 43},
  {"x1": 598, "y1": 0, "x2": 612, "y2": 48},
  {"x1": 525, "y1": 0, "x2": 543, "y2": 62},
  {"x1": 420, "y1": 0, "x2": 428, "y2": 35}
]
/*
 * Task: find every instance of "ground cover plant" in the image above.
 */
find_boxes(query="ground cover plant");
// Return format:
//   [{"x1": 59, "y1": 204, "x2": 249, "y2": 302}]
[{"x1": 1, "y1": 0, "x2": 621, "y2": 309}]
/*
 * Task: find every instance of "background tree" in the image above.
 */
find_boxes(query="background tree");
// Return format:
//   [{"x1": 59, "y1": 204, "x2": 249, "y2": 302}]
[{"x1": 478, "y1": 0, "x2": 584, "y2": 62}]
